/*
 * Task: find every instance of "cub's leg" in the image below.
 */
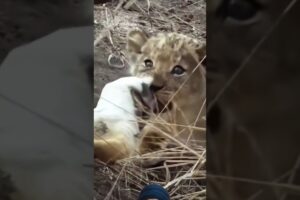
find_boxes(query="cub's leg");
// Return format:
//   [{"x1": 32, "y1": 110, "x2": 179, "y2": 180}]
[
  {"x1": 138, "y1": 110, "x2": 206, "y2": 167},
  {"x1": 137, "y1": 112, "x2": 177, "y2": 166}
]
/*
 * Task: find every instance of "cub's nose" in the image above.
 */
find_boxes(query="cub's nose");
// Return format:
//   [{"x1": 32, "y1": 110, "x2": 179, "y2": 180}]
[{"x1": 149, "y1": 84, "x2": 164, "y2": 92}]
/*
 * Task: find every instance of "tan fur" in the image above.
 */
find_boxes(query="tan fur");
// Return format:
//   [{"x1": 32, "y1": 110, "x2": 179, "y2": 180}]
[
  {"x1": 127, "y1": 29, "x2": 206, "y2": 162},
  {"x1": 94, "y1": 30, "x2": 206, "y2": 165}
]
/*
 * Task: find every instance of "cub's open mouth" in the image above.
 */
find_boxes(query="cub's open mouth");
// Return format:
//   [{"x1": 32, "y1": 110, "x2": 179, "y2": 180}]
[
  {"x1": 152, "y1": 94, "x2": 173, "y2": 114},
  {"x1": 132, "y1": 89, "x2": 173, "y2": 116}
]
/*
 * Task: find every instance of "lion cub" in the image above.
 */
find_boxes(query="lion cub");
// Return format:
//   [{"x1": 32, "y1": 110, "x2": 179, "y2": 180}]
[
  {"x1": 94, "y1": 30, "x2": 206, "y2": 164},
  {"x1": 127, "y1": 29, "x2": 206, "y2": 158}
]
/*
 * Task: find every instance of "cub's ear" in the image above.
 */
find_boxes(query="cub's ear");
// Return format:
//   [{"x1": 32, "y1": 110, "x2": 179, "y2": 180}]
[
  {"x1": 196, "y1": 43, "x2": 206, "y2": 63},
  {"x1": 127, "y1": 29, "x2": 148, "y2": 53}
]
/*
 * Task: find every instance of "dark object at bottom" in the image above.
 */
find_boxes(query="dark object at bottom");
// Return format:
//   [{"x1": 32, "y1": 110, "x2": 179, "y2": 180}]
[
  {"x1": 94, "y1": 0, "x2": 111, "y2": 4},
  {"x1": 138, "y1": 184, "x2": 170, "y2": 200}
]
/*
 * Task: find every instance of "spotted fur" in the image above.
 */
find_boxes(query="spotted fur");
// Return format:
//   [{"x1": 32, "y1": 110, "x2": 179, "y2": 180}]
[{"x1": 127, "y1": 29, "x2": 206, "y2": 165}]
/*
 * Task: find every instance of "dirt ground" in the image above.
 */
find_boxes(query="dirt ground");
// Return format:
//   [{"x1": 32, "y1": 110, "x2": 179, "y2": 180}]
[{"x1": 94, "y1": 0, "x2": 206, "y2": 199}]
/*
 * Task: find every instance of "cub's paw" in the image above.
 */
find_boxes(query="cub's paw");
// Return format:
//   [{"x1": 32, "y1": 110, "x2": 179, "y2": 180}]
[{"x1": 138, "y1": 131, "x2": 170, "y2": 167}]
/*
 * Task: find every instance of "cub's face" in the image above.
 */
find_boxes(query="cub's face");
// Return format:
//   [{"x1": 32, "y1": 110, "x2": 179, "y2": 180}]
[{"x1": 126, "y1": 30, "x2": 206, "y2": 106}]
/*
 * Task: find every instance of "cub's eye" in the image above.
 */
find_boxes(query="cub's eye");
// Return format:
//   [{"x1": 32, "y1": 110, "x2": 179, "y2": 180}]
[
  {"x1": 218, "y1": 0, "x2": 261, "y2": 21},
  {"x1": 171, "y1": 65, "x2": 186, "y2": 76},
  {"x1": 144, "y1": 59, "x2": 153, "y2": 68}
]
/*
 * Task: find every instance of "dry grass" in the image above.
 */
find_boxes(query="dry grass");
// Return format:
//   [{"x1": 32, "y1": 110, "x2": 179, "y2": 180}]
[
  {"x1": 94, "y1": 98, "x2": 206, "y2": 199},
  {"x1": 94, "y1": 143, "x2": 206, "y2": 199},
  {"x1": 94, "y1": 0, "x2": 206, "y2": 199},
  {"x1": 94, "y1": 0, "x2": 205, "y2": 69}
]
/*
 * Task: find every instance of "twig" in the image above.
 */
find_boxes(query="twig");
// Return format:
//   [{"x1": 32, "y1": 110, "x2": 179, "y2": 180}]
[{"x1": 104, "y1": 162, "x2": 128, "y2": 200}]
